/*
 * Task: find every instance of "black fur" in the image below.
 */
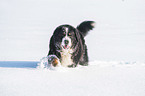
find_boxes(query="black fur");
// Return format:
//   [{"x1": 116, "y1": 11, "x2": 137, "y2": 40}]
[
  {"x1": 48, "y1": 21, "x2": 95, "y2": 67},
  {"x1": 77, "y1": 21, "x2": 95, "y2": 37}
]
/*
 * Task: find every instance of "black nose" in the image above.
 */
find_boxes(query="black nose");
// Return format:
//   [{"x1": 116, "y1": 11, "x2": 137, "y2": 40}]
[{"x1": 64, "y1": 40, "x2": 69, "y2": 45}]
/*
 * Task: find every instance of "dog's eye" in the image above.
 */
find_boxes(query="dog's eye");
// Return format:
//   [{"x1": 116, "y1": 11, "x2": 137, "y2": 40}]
[{"x1": 68, "y1": 32, "x2": 71, "y2": 36}]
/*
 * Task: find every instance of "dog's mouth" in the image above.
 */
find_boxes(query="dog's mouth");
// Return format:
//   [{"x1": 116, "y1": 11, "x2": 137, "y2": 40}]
[{"x1": 63, "y1": 45, "x2": 70, "y2": 49}]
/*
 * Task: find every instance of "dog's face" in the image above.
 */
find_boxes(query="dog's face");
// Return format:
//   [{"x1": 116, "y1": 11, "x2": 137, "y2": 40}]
[{"x1": 53, "y1": 25, "x2": 77, "y2": 51}]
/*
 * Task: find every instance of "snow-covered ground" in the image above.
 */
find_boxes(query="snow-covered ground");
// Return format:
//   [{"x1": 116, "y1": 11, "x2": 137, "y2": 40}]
[
  {"x1": 0, "y1": 61, "x2": 145, "y2": 96},
  {"x1": 0, "y1": 0, "x2": 145, "y2": 96}
]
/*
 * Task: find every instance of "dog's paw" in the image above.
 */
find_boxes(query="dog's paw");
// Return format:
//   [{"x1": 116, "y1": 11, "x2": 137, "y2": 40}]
[
  {"x1": 67, "y1": 64, "x2": 76, "y2": 68},
  {"x1": 48, "y1": 55, "x2": 61, "y2": 67}
]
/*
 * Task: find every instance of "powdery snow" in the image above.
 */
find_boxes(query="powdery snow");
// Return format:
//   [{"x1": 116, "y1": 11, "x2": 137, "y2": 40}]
[{"x1": 0, "y1": 61, "x2": 145, "y2": 96}]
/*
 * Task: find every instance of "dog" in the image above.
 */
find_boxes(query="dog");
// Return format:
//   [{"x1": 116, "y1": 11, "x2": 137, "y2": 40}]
[{"x1": 47, "y1": 21, "x2": 95, "y2": 68}]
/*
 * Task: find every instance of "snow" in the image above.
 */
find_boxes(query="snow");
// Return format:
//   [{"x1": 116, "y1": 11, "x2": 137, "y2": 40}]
[
  {"x1": 0, "y1": 61, "x2": 145, "y2": 96},
  {"x1": 0, "y1": 0, "x2": 145, "y2": 96}
]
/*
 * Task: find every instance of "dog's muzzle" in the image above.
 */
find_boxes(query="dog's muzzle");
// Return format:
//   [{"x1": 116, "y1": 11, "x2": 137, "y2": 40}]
[
  {"x1": 63, "y1": 40, "x2": 69, "y2": 49},
  {"x1": 62, "y1": 37, "x2": 72, "y2": 49}
]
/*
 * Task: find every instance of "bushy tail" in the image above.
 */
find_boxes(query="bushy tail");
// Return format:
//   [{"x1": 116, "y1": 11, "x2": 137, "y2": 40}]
[{"x1": 77, "y1": 21, "x2": 95, "y2": 37}]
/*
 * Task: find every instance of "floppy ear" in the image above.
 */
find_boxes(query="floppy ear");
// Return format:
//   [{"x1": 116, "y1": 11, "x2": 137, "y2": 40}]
[
  {"x1": 74, "y1": 29, "x2": 80, "y2": 42},
  {"x1": 48, "y1": 36, "x2": 56, "y2": 55}
]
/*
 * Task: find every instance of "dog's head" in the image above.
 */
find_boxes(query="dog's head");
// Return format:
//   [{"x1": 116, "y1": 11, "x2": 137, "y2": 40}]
[{"x1": 53, "y1": 25, "x2": 78, "y2": 51}]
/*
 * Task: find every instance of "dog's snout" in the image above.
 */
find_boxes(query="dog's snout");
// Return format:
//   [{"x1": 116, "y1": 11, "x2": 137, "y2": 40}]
[{"x1": 64, "y1": 40, "x2": 69, "y2": 45}]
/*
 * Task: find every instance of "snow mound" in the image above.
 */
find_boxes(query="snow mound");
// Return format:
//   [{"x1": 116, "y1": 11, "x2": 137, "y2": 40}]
[
  {"x1": 89, "y1": 60, "x2": 145, "y2": 67},
  {"x1": 37, "y1": 56, "x2": 49, "y2": 69},
  {"x1": 37, "y1": 56, "x2": 145, "y2": 71},
  {"x1": 37, "y1": 56, "x2": 70, "y2": 72},
  {"x1": 1, "y1": 60, "x2": 145, "y2": 96}
]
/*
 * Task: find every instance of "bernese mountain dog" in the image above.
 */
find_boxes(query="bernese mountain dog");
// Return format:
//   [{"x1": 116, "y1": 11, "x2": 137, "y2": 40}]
[{"x1": 47, "y1": 21, "x2": 95, "y2": 68}]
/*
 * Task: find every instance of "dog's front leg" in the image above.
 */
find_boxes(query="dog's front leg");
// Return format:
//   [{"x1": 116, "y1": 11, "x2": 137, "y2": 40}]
[{"x1": 48, "y1": 55, "x2": 61, "y2": 67}]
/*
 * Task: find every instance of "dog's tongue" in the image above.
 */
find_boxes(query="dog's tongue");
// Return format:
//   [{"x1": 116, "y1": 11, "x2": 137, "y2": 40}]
[{"x1": 64, "y1": 45, "x2": 69, "y2": 49}]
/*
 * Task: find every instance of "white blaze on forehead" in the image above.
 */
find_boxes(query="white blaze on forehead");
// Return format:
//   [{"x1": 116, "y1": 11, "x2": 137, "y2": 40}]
[{"x1": 64, "y1": 27, "x2": 69, "y2": 35}]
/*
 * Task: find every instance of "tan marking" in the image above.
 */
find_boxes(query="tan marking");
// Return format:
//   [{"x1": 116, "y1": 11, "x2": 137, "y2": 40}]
[{"x1": 52, "y1": 58, "x2": 59, "y2": 67}]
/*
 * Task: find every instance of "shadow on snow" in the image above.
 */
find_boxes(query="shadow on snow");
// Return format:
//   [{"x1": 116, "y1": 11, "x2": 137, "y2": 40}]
[{"x1": 0, "y1": 61, "x2": 38, "y2": 68}]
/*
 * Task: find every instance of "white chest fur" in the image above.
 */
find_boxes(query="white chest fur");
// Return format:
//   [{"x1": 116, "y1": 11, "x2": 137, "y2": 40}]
[{"x1": 60, "y1": 49, "x2": 73, "y2": 67}]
